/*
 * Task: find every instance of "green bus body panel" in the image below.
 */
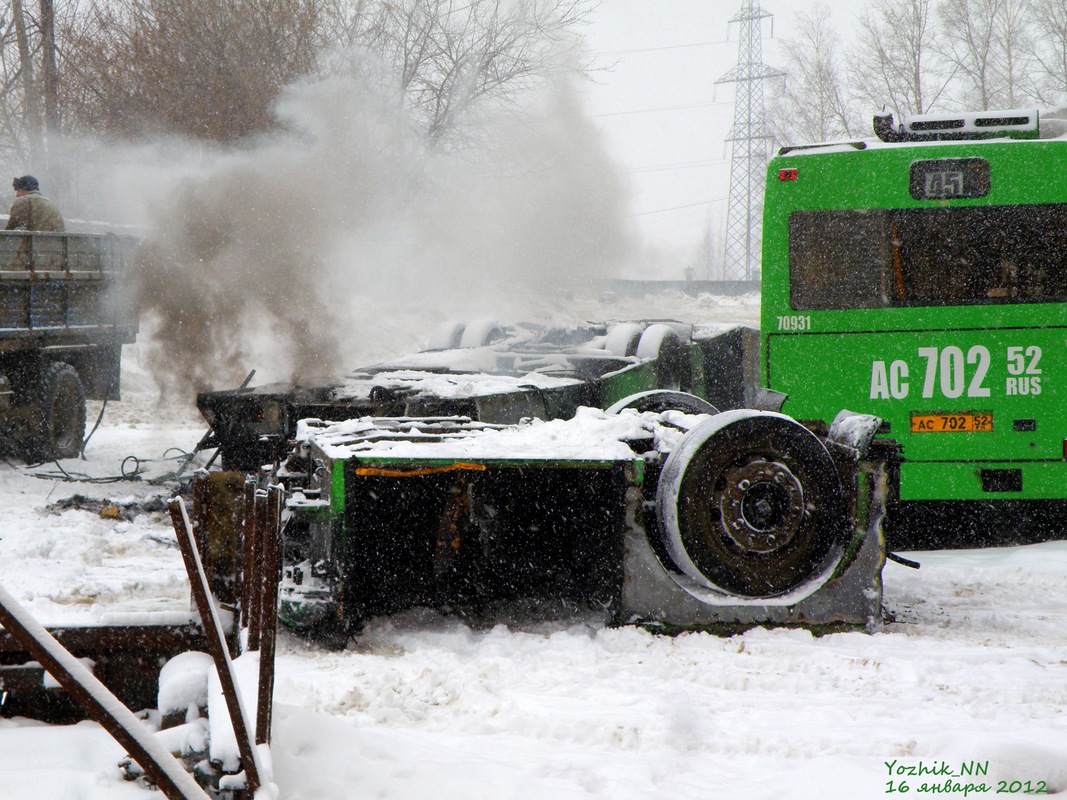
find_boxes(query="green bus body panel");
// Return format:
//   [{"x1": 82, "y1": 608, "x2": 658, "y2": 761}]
[
  {"x1": 761, "y1": 136, "x2": 1067, "y2": 502},
  {"x1": 767, "y1": 328, "x2": 1066, "y2": 500},
  {"x1": 899, "y1": 461, "x2": 1067, "y2": 501}
]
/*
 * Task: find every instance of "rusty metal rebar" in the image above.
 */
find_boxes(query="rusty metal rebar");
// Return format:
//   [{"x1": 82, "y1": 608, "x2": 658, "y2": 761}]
[
  {"x1": 246, "y1": 489, "x2": 267, "y2": 652},
  {"x1": 255, "y1": 485, "x2": 282, "y2": 745},
  {"x1": 239, "y1": 477, "x2": 257, "y2": 631},
  {"x1": 169, "y1": 498, "x2": 262, "y2": 794}
]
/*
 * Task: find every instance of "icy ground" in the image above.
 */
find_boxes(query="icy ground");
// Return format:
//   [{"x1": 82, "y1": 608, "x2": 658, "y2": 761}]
[{"x1": 2, "y1": 291, "x2": 1067, "y2": 799}]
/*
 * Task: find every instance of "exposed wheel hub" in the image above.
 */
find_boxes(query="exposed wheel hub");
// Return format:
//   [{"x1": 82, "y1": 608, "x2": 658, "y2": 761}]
[{"x1": 719, "y1": 459, "x2": 805, "y2": 553}]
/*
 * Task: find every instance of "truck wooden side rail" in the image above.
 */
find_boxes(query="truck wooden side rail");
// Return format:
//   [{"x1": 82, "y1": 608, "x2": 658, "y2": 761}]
[{"x1": 0, "y1": 230, "x2": 138, "y2": 460}]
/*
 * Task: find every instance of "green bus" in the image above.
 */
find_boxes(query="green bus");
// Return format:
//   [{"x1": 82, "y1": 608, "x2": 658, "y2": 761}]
[{"x1": 761, "y1": 109, "x2": 1067, "y2": 544}]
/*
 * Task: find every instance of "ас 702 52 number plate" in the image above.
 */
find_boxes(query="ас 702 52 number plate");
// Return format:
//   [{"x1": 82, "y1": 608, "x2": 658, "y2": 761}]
[{"x1": 910, "y1": 412, "x2": 993, "y2": 433}]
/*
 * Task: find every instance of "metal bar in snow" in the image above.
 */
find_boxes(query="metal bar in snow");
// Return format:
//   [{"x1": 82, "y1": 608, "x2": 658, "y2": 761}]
[
  {"x1": 169, "y1": 498, "x2": 263, "y2": 794},
  {"x1": 0, "y1": 582, "x2": 211, "y2": 800},
  {"x1": 255, "y1": 485, "x2": 282, "y2": 745},
  {"x1": 240, "y1": 477, "x2": 257, "y2": 632},
  {"x1": 191, "y1": 477, "x2": 209, "y2": 571},
  {"x1": 246, "y1": 490, "x2": 266, "y2": 652}
]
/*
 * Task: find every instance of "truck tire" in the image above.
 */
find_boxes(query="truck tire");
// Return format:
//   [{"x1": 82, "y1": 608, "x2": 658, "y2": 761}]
[
  {"x1": 656, "y1": 410, "x2": 847, "y2": 598},
  {"x1": 30, "y1": 362, "x2": 87, "y2": 460}
]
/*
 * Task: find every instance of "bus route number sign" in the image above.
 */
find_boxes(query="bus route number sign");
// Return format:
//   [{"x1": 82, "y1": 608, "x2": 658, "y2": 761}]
[
  {"x1": 910, "y1": 412, "x2": 994, "y2": 433},
  {"x1": 909, "y1": 158, "x2": 990, "y2": 200}
]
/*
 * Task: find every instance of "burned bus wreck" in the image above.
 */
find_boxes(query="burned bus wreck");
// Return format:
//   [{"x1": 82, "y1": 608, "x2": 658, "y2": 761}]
[
  {"x1": 273, "y1": 406, "x2": 893, "y2": 639},
  {"x1": 193, "y1": 319, "x2": 895, "y2": 638},
  {"x1": 196, "y1": 320, "x2": 758, "y2": 471}
]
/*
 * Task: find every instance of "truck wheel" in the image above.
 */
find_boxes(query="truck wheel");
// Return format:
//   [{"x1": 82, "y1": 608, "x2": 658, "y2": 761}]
[
  {"x1": 656, "y1": 410, "x2": 847, "y2": 597},
  {"x1": 606, "y1": 390, "x2": 717, "y2": 416},
  {"x1": 30, "y1": 362, "x2": 87, "y2": 460}
]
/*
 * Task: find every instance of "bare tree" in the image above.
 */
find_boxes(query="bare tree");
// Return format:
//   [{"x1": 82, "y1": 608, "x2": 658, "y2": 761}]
[
  {"x1": 328, "y1": 0, "x2": 591, "y2": 143},
  {"x1": 0, "y1": 0, "x2": 88, "y2": 170},
  {"x1": 691, "y1": 217, "x2": 723, "y2": 281},
  {"x1": 851, "y1": 0, "x2": 953, "y2": 116},
  {"x1": 769, "y1": 4, "x2": 860, "y2": 145},
  {"x1": 62, "y1": 0, "x2": 324, "y2": 142},
  {"x1": 0, "y1": 11, "x2": 29, "y2": 167},
  {"x1": 937, "y1": 0, "x2": 1035, "y2": 110},
  {"x1": 1027, "y1": 0, "x2": 1067, "y2": 106},
  {"x1": 994, "y1": 0, "x2": 1037, "y2": 107},
  {"x1": 10, "y1": 0, "x2": 39, "y2": 158},
  {"x1": 56, "y1": 0, "x2": 588, "y2": 145}
]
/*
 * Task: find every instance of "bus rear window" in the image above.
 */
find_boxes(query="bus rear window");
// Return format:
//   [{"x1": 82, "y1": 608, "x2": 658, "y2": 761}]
[{"x1": 789, "y1": 205, "x2": 1067, "y2": 309}]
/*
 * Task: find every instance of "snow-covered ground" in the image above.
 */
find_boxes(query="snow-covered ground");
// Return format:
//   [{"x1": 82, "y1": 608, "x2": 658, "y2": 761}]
[{"x1": 2, "y1": 292, "x2": 1067, "y2": 799}]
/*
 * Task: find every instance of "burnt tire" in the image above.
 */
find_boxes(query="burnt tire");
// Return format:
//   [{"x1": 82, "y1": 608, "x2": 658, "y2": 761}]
[
  {"x1": 459, "y1": 318, "x2": 505, "y2": 348},
  {"x1": 656, "y1": 410, "x2": 847, "y2": 598},
  {"x1": 30, "y1": 362, "x2": 86, "y2": 460},
  {"x1": 604, "y1": 323, "x2": 645, "y2": 357},
  {"x1": 635, "y1": 324, "x2": 689, "y2": 390},
  {"x1": 428, "y1": 321, "x2": 466, "y2": 350}
]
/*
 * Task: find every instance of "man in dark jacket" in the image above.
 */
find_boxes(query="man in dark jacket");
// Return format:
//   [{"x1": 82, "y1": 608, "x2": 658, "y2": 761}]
[{"x1": 6, "y1": 175, "x2": 64, "y2": 232}]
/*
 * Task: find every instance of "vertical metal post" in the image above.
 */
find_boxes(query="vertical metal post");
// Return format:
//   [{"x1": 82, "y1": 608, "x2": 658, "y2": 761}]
[
  {"x1": 240, "y1": 477, "x2": 257, "y2": 631},
  {"x1": 246, "y1": 490, "x2": 266, "y2": 651},
  {"x1": 255, "y1": 485, "x2": 282, "y2": 745},
  {"x1": 191, "y1": 476, "x2": 209, "y2": 566}
]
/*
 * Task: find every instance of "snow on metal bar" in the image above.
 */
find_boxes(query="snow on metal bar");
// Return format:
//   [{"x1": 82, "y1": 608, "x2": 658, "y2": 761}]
[{"x1": 0, "y1": 581, "x2": 211, "y2": 800}]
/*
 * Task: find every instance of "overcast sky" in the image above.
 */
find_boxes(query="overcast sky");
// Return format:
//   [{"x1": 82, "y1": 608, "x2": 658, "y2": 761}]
[{"x1": 580, "y1": 1, "x2": 867, "y2": 270}]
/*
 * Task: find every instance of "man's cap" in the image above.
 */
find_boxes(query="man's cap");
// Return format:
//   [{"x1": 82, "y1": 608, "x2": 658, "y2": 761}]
[{"x1": 13, "y1": 175, "x2": 39, "y2": 192}]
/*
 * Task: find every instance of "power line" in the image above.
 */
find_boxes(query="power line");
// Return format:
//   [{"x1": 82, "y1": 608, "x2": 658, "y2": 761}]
[
  {"x1": 594, "y1": 39, "x2": 732, "y2": 57},
  {"x1": 629, "y1": 158, "x2": 728, "y2": 174},
  {"x1": 594, "y1": 99, "x2": 730, "y2": 118},
  {"x1": 631, "y1": 196, "x2": 729, "y2": 217}
]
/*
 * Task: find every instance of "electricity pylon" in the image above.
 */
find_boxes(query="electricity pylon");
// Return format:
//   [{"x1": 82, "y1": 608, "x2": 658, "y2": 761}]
[{"x1": 716, "y1": 1, "x2": 783, "y2": 281}]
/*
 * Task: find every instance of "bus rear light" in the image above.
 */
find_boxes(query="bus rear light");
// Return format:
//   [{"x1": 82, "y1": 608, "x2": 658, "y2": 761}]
[{"x1": 779, "y1": 168, "x2": 798, "y2": 181}]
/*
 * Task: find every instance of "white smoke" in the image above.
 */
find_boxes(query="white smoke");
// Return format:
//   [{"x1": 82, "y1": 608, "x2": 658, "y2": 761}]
[{"x1": 49, "y1": 54, "x2": 639, "y2": 395}]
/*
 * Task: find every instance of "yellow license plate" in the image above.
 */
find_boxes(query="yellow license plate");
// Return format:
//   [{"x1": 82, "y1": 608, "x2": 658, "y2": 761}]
[{"x1": 910, "y1": 412, "x2": 993, "y2": 433}]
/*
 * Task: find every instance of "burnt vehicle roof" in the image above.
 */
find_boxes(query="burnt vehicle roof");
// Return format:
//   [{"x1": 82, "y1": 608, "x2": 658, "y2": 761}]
[
  {"x1": 198, "y1": 321, "x2": 676, "y2": 402},
  {"x1": 192, "y1": 319, "x2": 762, "y2": 472}
]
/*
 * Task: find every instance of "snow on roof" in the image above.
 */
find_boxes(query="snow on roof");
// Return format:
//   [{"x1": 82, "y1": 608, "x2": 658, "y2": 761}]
[
  {"x1": 777, "y1": 111, "x2": 1067, "y2": 158},
  {"x1": 297, "y1": 406, "x2": 702, "y2": 462},
  {"x1": 360, "y1": 346, "x2": 521, "y2": 374},
  {"x1": 779, "y1": 136, "x2": 1067, "y2": 158}
]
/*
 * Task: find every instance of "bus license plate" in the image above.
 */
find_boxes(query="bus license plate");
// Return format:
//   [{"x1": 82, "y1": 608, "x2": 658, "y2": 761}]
[{"x1": 910, "y1": 412, "x2": 993, "y2": 433}]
